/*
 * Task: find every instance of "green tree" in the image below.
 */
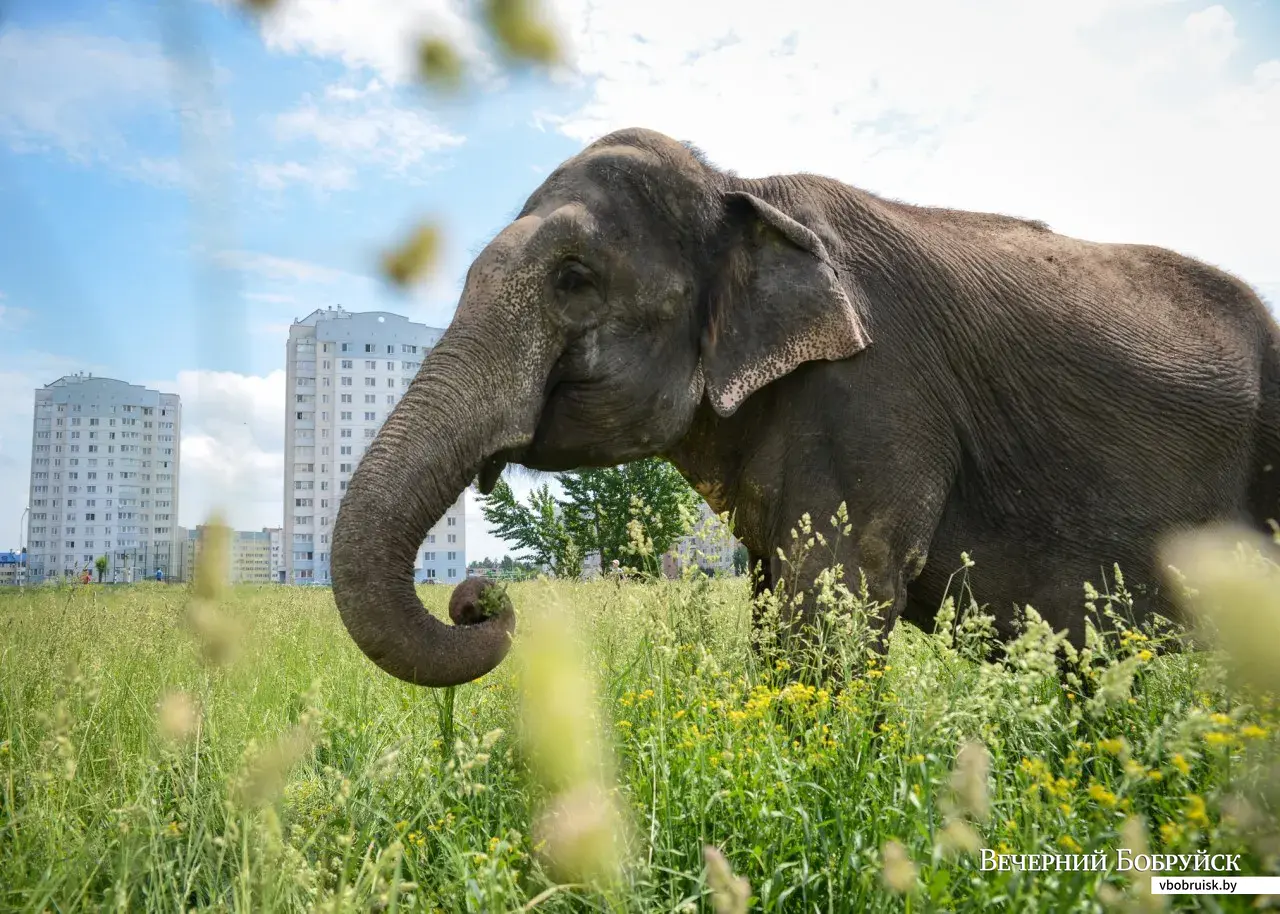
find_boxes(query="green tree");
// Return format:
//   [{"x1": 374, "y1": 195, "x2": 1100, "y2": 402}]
[
  {"x1": 733, "y1": 544, "x2": 749, "y2": 576},
  {"x1": 479, "y1": 459, "x2": 699, "y2": 581},
  {"x1": 94, "y1": 555, "x2": 108, "y2": 583},
  {"x1": 478, "y1": 478, "x2": 582, "y2": 578},
  {"x1": 559, "y1": 459, "x2": 699, "y2": 575}
]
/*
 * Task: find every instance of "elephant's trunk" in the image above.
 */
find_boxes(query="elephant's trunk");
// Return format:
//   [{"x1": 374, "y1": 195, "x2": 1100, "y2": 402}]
[{"x1": 331, "y1": 220, "x2": 556, "y2": 686}]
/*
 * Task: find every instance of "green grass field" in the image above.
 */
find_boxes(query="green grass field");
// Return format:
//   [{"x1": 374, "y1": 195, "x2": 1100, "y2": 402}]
[{"x1": 1, "y1": 559, "x2": 1277, "y2": 912}]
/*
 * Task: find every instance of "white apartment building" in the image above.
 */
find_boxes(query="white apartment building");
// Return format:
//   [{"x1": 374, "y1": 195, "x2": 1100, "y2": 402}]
[
  {"x1": 283, "y1": 307, "x2": 467, "y2": 585},
  {"x1": 669, "y1": 501, "x2": 741, "y2": 576},
  {"x1": 26, "y1": 373, "x2": 181, "y2": 582},
  {"x1": 266, "y1": 526, "x2": 285, "y2": 583}
]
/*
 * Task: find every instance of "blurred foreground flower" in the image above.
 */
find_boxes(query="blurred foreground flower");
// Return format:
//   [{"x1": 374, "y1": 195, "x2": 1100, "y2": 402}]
[
  {"x1": 532, "y1": 782, "x2": 626, "y2": 886},
  {"x1": 881, "y1": 839, "x2": 918, "y2": 894},
  {"x1": 703, "y1": 845, "x2": 751, "y2": 914},
  {"x1": 482, "y1": 0, "x2": 562, "y2": 65},
  {"x1": 186, "y1": 514, "x2": 242, "y2": 666},
  {"x1": 382, "y1": 222, "x2": 441, "y2": 288},
  {"x1": 156, "y1": 691, "x2": 199, "y2": 744},
  {"x1": 1161, "y1": 524, "x2": 1280, "y2": 693},
  {"x1": 518, "y1": 595, "x2": 627, "y2": 885},
  {"x1": 938, "y1": 818, "x2": 984, "y2": 856},
  {"x1": 950, "y1": 740, "x2": 992, "y2": 821},
  {"x1": 233, "y1": 723, "x2": 314, "y2": 809},
  {"x1": 417, "y1": 37, "x2": 465, "y2": 90}
]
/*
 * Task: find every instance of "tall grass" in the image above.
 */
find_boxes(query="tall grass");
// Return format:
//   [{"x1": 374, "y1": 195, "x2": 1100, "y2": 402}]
[{"x1": 0, "y1": 550, "x2": 1277, "y2": 911}]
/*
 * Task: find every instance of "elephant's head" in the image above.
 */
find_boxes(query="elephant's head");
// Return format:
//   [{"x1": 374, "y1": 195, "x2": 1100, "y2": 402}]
[{"x1": 331, "y1": 128, "x2": 871, "y2": 687}]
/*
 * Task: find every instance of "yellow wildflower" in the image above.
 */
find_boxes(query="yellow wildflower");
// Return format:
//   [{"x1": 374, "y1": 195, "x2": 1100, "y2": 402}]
[
  {"x1": 1088, "y1": 783, "x2": 1117, "y2": 807},
  {"x1": 1184, "y1": 795, "x2": 1209, "y2": 827},
  {"x1": 1097, "y1": 737, "x2": 1125, "y2": 755}
]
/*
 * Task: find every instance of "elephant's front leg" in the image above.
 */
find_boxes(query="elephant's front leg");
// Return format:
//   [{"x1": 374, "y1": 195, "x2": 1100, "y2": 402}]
[{"x1": 763, "y1": 503, "x2": 943, "y2": 682}]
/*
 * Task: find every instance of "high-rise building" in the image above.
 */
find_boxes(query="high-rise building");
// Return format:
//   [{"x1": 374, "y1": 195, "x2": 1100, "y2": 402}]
[
  {"x1": 265, "y1": 526, "x2": 285, "y2": 583},
  {"x1": 283, "y1": 307, "x2": 467, "y2": 585},
  {"x1": 26, "y1": 373, "x2": 181, "y2": 582}
]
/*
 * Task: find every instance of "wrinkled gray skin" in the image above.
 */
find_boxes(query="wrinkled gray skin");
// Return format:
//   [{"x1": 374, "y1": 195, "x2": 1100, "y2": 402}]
[{"x1": 330, "y1": 127, "x2": 1280, "y2": 688}]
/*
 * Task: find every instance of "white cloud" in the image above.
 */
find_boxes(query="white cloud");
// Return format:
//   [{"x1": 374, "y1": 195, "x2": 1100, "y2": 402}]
[
  {"x1": 0, "y1": 27, "x2": 172, "y2": 163},
  {"x1": 0, "y1": 303, "x2": 31, "y2": 328},
  {"x1": 0, "y1": 27, "x2": 219, "y2": 186},
  {"x1": 251, "y1": 76, "x2": 465, "y2": 191},
  {"x1": 212, "y1": 249, "x2": 358, "y2": 284},
  {"x1": 244, "y1": 291, "x2": 297, "y2": 304},
  {"x1": 144, "y1": 370, "x2": 287, "y2": 531},
  {"x1": 252, "y1": 159, "x2": 356, "y2": 191},
  {"x1": 226, "y1": 0, "x2": 1277, "y2": 294},
  {"x1": 1182, "y1": 5, "x2": 1241, "y2": 70},
  {"x1": 536, "y1": 0, "x2": 1278, "y2": 290},
  {"x1": 241, "y1": 0, "x2": 493, "y2": 84}
]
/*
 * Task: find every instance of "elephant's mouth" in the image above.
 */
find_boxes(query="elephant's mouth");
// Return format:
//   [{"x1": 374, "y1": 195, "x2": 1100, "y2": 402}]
[{"x1": 476, "y1": 453, "x2": 511, "y2": 495}]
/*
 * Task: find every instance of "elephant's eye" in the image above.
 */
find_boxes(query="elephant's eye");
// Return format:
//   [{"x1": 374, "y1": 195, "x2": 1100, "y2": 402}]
[{"x1": 555, "y1": 259, "x2": 595, "y2": 295}]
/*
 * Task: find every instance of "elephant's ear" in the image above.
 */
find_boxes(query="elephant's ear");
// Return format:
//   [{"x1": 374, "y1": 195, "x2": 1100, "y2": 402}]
[{"x1": 701, "y1": 191, "x2": 870, "y2": 418}]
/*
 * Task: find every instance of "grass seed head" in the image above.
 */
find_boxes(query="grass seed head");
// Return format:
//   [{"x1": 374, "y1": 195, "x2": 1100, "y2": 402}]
[
  {"x1": 156, "y1": 690, "x2": 199, "y2": 744},
  {"x1": 532, "y1": 781, "x2": 625, "y2": 886},
  {"x1": 233, "y1": 723, "x2": 314, "y2": 810},
  {"x1": 951, "y1": 740, "x2": 992, "y2": 821},
  {"x1": 880, "y1": 839, "x2": 918, "y2": 894},
  {"x1": 937, "y1": 818, "x2": 984, "y2": 856},
  {"x1": 703, "y1": 845, "x2": 751, "y2": 914}
]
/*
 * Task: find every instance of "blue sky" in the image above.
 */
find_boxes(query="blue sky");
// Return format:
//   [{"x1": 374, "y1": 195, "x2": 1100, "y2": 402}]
[{"x1": 2, "y1": 0, "x2": 1278, "y2": 561}]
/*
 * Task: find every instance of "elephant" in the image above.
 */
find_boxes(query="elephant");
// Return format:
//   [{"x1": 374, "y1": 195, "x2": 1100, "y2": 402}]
[{"x1": 330, "y1": 127, "x2": 1280, "y2": 689}]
